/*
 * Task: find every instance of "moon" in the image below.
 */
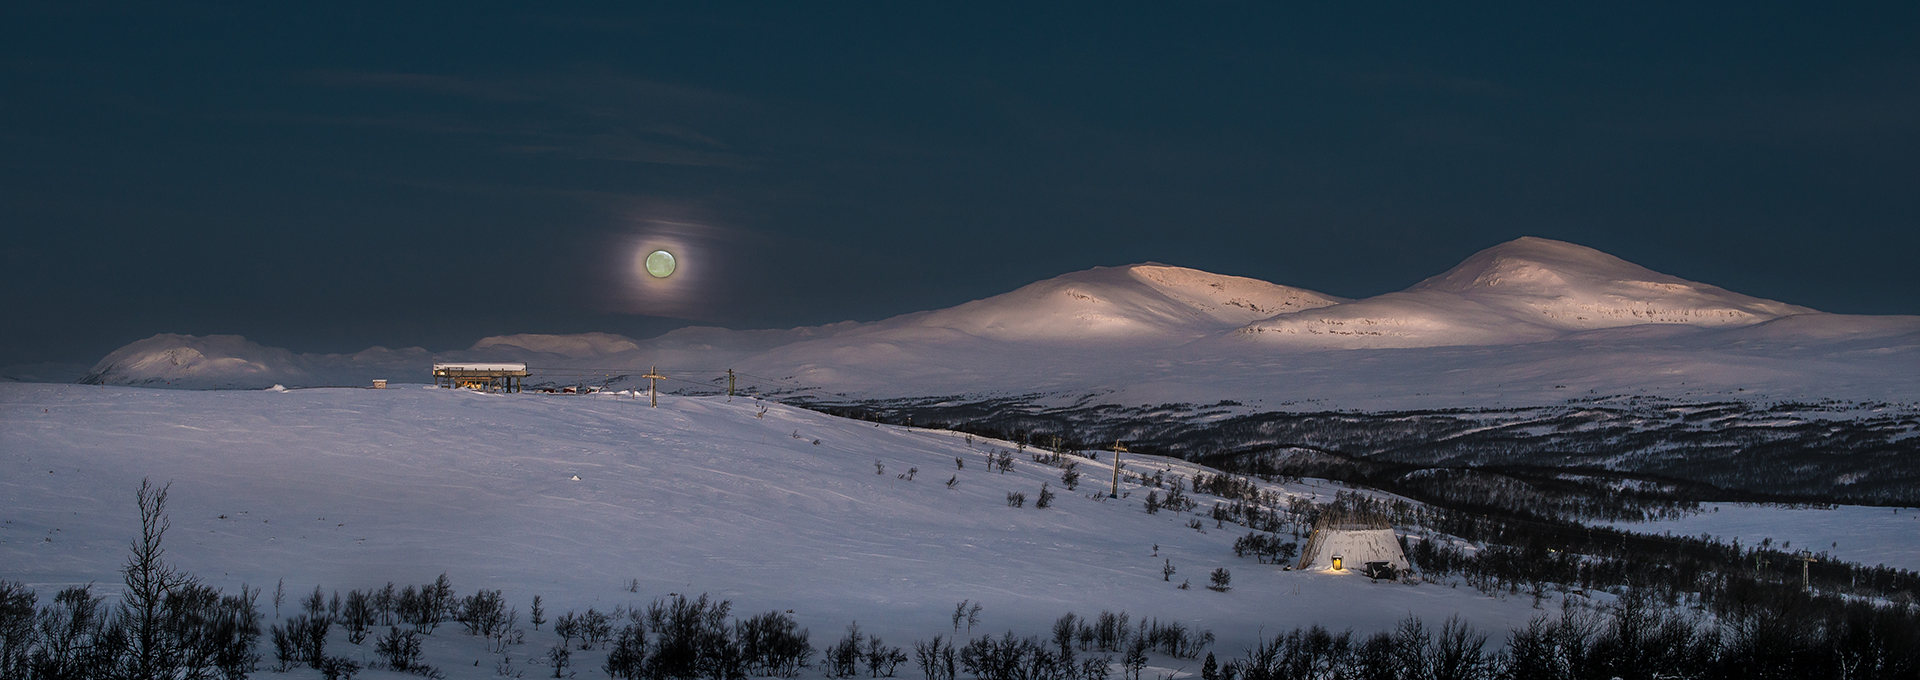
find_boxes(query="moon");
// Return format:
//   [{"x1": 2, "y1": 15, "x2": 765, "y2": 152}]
[{"x1": 644, "y1": 250, "x2": 676, "y2": 278}]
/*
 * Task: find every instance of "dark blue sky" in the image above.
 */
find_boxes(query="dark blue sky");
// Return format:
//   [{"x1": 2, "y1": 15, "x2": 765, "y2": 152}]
[{"x1": 5, "y1": 4, "x2": 1918, "y2": 369}]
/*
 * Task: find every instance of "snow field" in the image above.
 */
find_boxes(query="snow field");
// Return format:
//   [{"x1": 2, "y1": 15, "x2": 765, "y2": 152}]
[
  {"x1": 1598, "y1": 502, "x2": 1920, "y2": 572},
  {"x1": 1, "y1": 383, "x2": 1558, "y2": 672}
]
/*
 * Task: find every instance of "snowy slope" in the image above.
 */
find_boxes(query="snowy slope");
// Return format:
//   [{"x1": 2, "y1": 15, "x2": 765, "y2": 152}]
[
  {"x1": 1234, "y1": 238, "x2": 1820, "y2": 348},
  {"x1": 847, "y1": 264, "x2": 1343, "y2": 345},
  {"x1": 1411, "y1": 237, "x2": 1816, "y2": 328},
  {"x1": 1129, "y1": 265, "x2": 1349, "y2": 325},
  {"x1": 2, "y1": 382, "x2": 1549, "y2": 663},
  {"x1": 1597, "y1": 503, "x2": 1920, "y2": 572}
]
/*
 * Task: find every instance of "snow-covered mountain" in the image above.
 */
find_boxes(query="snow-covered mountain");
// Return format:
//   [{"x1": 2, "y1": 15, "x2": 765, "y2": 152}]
[
  {"x1": 79, "y1": 334, "x2": 432, "y2": 390},
  {"x1": 869, "y1": 264, "x2": 1345, "y2": 344},
  {"x1": 71, "y1": 238, "x2": 1920, "y2": 409},
  {"x1": 1234, "y1": 237, "x2": 1820, "y2": 348},
  {"x1": 1412, "y1": 237, "x2": 1815, "y2": 328}
]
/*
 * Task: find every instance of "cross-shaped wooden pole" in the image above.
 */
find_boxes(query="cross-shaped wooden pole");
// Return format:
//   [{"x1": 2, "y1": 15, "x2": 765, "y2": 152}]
[
  {"x1": 640, "y1": 366, "x2": 667, "y2": 407},
  {"x1": 1109, "y1": 439, "x2": 1128, "y2": 498},
  {"x1": 1797, "y1": 550, "x2": 1819, "y2": 592}
]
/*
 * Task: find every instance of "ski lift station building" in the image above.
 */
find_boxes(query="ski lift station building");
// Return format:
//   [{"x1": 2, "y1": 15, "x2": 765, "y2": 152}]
[{"x1": 432, "y1": 362, "x2": 529, "y2": 392}]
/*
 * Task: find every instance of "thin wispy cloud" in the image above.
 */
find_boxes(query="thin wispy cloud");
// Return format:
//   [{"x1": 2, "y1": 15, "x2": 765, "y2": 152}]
[{"x1": 299, "y1": 70, "x2": 760, "y2": 169}]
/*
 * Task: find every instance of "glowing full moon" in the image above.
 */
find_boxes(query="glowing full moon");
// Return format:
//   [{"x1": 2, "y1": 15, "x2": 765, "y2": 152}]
[{"x1": 645, "y1": 250, "x2": 676, "y2": 278}]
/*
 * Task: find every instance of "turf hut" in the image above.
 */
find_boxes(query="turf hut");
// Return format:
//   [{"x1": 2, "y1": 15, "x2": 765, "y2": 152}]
[{"x1": 1295, "y1": 506, "x2": 1409, "y2": 578}]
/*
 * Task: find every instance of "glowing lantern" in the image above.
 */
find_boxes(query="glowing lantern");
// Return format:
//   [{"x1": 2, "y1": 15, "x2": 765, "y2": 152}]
[{"x1": 1331, "y1": 554, "x2": 1344, "y2": 571}]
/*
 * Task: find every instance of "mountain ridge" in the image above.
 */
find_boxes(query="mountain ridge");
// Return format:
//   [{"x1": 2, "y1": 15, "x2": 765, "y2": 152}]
[
  {"x1": 853, "y1": 263, "x2": 1347, "y2": 344},
  {"x1": 71, "y1": 237, "x2": 1920, "y2": 408},
  {"x1": 1234, "y1": 237, "x2": 1824, "y2": 348}
]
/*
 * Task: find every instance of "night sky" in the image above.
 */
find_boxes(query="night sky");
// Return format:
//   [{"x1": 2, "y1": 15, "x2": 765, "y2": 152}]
[{"x1": 5, "y1": 5, "x2": 1919, "y2": 372}]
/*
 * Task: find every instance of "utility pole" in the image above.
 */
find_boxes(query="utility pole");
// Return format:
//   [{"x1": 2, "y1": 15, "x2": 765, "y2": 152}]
[
  {"x1": 1109, "y1": 440, "x2": 1128, "y2": 498},
  {"x1": 727, "y1": 369, "x2": 735, "y2": 401},
  {"x1": 641, "y1": 366, "x2": 667, "y2": 408},
  {"x1": 1798, "y1": 550, "x2": 1819, "y2": 592}
]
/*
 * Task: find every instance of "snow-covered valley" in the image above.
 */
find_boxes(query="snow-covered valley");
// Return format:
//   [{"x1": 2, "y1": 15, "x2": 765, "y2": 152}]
[{"x1": 1600, "y1": 502, "x2": 1920, "y2": 572}]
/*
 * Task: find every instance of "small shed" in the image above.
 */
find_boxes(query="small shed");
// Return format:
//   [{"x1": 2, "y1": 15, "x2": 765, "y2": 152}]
[{"x1": 432, "y1": 362, "x2": 529, "y2": 392}]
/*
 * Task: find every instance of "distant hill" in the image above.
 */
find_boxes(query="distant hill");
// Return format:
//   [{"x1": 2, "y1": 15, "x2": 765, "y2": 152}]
[
  {"x1": 73, "y1": 237, "x2": 1920, "y2": 411},
  {"x1": 1236, "y1": 237, "x2": 1819, "y2": 347}
]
